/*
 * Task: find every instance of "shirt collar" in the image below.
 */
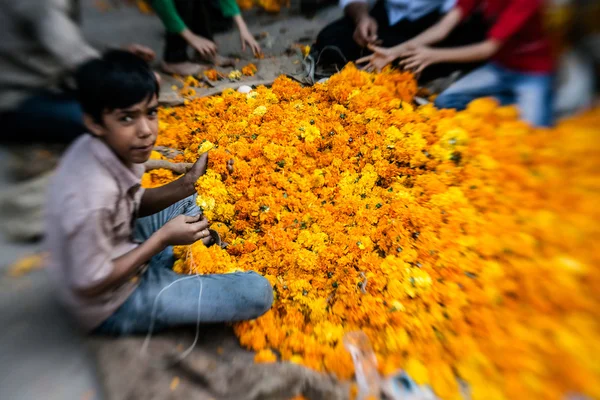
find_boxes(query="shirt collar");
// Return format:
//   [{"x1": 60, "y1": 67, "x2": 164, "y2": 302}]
[{"x1": 88, "y1": 135, "x2": 145, "y2": 195}]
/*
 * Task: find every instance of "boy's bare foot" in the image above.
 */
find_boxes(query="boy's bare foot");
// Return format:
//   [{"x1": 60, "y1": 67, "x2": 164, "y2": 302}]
[{"x1": 161, "y1": 61, "x2": 203, "y2": 76}]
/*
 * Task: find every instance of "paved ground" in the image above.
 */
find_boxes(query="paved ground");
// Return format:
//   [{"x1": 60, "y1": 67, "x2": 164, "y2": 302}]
[{"x1": 0, "y1": 2, "x2": 341, "y2": 399}]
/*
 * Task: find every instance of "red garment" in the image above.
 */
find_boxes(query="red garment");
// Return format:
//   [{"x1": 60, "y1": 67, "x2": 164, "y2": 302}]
[{"x1": 457, "y1": 0, "x2": 554, "y2": 73}]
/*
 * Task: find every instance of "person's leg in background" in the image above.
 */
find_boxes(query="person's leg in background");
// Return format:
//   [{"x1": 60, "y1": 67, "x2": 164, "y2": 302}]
[
  {"x1": 434, "y1": 64, "x2": 511, "y2": 111},
  {"x1": 513, "y1": 72, "x2": 554, "y2": 127},
  {"x1": 0, "y1": 91, "x2": 85, "y2": 144},
  {"x1": 94, "y1": 194, "x2": 274, "y2": 335}
]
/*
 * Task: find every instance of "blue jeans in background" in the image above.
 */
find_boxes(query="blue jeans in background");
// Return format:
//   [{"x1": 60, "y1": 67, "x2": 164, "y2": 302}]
[
  {"x1": 434, "y1": 63, "x2": 554, "y2": 127},
  {"x1": 0, "y1": 91, "x2": 86, "y2": 144},
  {"x1": 95, "y1": 194, "x2": 273, "y2": 335}
]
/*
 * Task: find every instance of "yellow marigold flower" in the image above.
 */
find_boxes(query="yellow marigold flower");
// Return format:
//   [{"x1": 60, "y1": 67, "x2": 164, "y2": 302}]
[
  {"x1": 302, "y1": 45, "x2": 310, "y2": 58},
  {"x1": 228, "y1": 70, "x2": 242, "y2": 81},
  {"x1": 198, "y1": 140, "x2": 215, "y2": 154},
  {"x1": 253, "y1": 105, "x2": 268, "y2": 116}
]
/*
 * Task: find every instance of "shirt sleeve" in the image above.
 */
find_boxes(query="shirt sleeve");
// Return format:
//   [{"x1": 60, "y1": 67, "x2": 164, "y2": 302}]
[
  {"x1": 340, "y1": 0, "x2": 367, "y2": 11},
  {"x1": 456, "y1": 0, "x2": 478, "y2": 19},
  {"x1": 30, "y1": 2, "x2": 99, "y2": 70},
  {"x1": 62, "y1": 207, "x2": 116, "y2": 292},
  {"x1": 487, "y1": 0, "x2": 543, "y2": 43},
  {"x1": 219, "y1": 0, "x2": 241, "y2": 18},
  {"x1": 151, "y1": 0, "x2": 187, "y2": 33}
]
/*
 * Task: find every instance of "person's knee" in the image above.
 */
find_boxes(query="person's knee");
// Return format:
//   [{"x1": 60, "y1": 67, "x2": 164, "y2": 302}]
[
  {"x1": 434, "y1": 90, "x2": 470, "y2": 111},
  {"x1": 434, "y1": 92, "x2": 454, "y2": 109},
  {"x1": 244, "y1": 272, "x2": 273, "y2": 316}
]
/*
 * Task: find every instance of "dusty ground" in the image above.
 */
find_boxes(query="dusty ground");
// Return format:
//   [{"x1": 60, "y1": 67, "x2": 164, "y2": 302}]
[{"x1": 0, "y1": 2, "x2": 341, "y2": 399}]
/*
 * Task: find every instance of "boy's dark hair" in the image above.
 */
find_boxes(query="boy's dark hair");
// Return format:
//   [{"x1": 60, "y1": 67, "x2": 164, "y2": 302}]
[{"x1": 75, "y1": 50, "x2": 159, "y2": 123}]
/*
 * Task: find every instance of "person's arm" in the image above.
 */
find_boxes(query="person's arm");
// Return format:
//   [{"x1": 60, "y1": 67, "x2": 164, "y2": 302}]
[
  {"x1": 217, "y1": 0, "x2": 261, "y2": 55},
  {"x1": 219, "y1": 0, "x2": 241, "y2": 19},
  {"x1": 139, "y1": 152, "x2": 208, "y2": 217},
  {"x1": 398, "y1": 8, "x2": 463, "y2": 50},
  {"x1": 151, "y1": 0, "x2": 187, "y2": 33},
  {"x1": 64, "y1": 206, "x2": 163, "y2": 298},
  {"x1": 343, "y1": 0, "x2": 369, "y2": 22},
  {"x1": 72, "y1": 212, "x2": 210, "y2": 298},
  {"x1": 399, "y1": 0, "x2": 544, "y2": 73},
  {"x1": 151, "y1": 0, "x2": 217, "y2": 57},
  {"x1": 232, "y1": 15, "x2": 262, "y2": 55},
  {"x1": 399, "y1": 40, "x2": 500, "y2": 73},
  {"x1": 355, "y1": 2, "x2": 473, "y2": 72},
  {"x1": 138, "y1": 176, "x2": 194, "y2": 217},
  {"x1": 486, "y1": 0, "x2": 543, "y2": 44},
  {"x1": 29, "y1": 2, "x2": 99, "y2": 70},
  {"x1": 343, "y1": 0, "x2": 378, "y2": 47},
  {"x1": 77, "y1": 228, "x2": 167, "y2": 298}
]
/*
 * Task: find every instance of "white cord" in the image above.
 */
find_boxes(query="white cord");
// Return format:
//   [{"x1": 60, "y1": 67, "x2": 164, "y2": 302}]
[{"x1": 140, "y1": 247, "x2": 203, "y2": 362}]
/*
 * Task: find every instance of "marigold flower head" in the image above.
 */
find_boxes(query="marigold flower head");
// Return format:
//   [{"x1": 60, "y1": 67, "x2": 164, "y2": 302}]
[{"x1": 242, "y1": 63, "x2": 258, "y2": 76}]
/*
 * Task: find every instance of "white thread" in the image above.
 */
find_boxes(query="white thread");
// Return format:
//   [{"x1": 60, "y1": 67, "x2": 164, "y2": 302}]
[{"x1": 140, "y1": 246, "x2": 203, "y2": 362}]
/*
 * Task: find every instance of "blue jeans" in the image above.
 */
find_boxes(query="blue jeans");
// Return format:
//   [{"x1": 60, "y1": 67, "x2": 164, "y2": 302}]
[
  {"x1": 434, "y1": 63, "x2": 554, "y2": 127},
  {"x1": 95, "y1": 195, "x2": 273, "y2": 335},
  {"x1": 1, "y1": 91, "x2": 85, "y2": 144}
]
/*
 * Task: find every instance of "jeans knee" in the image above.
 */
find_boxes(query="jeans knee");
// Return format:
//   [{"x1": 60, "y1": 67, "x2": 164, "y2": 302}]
[
  {"x1": 246, "y1": 272, "x2": 273, "y2": 316},
  {"x1": 434, "y1": 92, "x2": 456, "y2": 110}
]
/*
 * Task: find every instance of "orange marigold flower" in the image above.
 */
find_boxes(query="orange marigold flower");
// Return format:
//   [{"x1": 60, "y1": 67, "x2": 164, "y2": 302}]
[
  {"x1": 254, "y1": 348, "x2": 278, "y2": 363},
  {"x1": 242, "y1": 63, "x2": 258, "y2": 76},
  {"x1": 204, "y1": 69, "x2": 221, "y2": 81}
]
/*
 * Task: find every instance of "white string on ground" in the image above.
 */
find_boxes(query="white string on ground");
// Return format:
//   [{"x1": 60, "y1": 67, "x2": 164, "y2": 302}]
[{"x1": 140, "y1": 246, "x2": 203, "y2": 362}]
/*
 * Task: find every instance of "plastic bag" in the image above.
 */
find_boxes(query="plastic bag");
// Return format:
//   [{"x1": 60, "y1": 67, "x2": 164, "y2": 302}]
[{"x1": 344, "y1": 331, "x2": 440, "y2": 400}]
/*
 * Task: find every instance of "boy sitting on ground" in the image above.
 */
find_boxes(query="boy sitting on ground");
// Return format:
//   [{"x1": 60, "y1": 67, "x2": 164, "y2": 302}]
[{"x1": 46, "y1": 50, "x2": 273, "y2": 335}]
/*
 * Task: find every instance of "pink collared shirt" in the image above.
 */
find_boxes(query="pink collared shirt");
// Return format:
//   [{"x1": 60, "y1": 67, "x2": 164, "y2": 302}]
[{"x1": 45, "y1": 135, "x2": 146, "y2": 331}]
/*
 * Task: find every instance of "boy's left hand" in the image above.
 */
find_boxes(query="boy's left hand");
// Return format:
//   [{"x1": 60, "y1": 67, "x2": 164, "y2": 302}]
[{"x1": 183, "y1": 152, "x2": 209, "y2": 193}]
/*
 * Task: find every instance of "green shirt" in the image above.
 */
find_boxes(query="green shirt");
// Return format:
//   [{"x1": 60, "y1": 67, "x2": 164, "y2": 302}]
[{"x1": 151, "y1": 0, "x2": 240, "y2": 34}]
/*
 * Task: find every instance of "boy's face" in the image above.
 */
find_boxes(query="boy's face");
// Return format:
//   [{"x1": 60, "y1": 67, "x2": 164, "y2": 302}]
[{"x1": 85, "y1": 95, "x2": 159, "y2": 165}]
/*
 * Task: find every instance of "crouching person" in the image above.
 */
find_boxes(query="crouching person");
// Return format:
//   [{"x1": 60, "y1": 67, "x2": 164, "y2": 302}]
[{"x1": 46, "y1": 50, "x2": 273, "y2": 335}]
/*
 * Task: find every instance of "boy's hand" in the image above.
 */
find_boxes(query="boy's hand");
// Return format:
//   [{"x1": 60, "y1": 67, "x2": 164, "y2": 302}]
[
  {"x1": 183, "y1": 152, "x2": 209, "y2": 194},
  {"x1": 158, "y1": 214, "x2": 210, "y2": 246}
]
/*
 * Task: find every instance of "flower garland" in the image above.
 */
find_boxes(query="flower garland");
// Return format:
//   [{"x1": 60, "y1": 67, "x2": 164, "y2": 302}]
[{"x1": 145, "y1": 64, "x2": 600, "y2": 400}]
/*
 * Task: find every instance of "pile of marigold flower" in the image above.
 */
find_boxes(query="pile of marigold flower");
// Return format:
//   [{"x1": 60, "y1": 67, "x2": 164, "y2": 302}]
[
  {"x1": 237, "y1": 0, "x2": 289, "y2": 13},
  {"x1": 146, "y1": 64, "x2": 600, "y2": 400}
]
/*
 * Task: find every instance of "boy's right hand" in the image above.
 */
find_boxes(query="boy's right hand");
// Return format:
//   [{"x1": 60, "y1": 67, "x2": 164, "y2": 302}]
[{"x1": 158, "y1": 214, "x2": 210, "y2": 246}]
